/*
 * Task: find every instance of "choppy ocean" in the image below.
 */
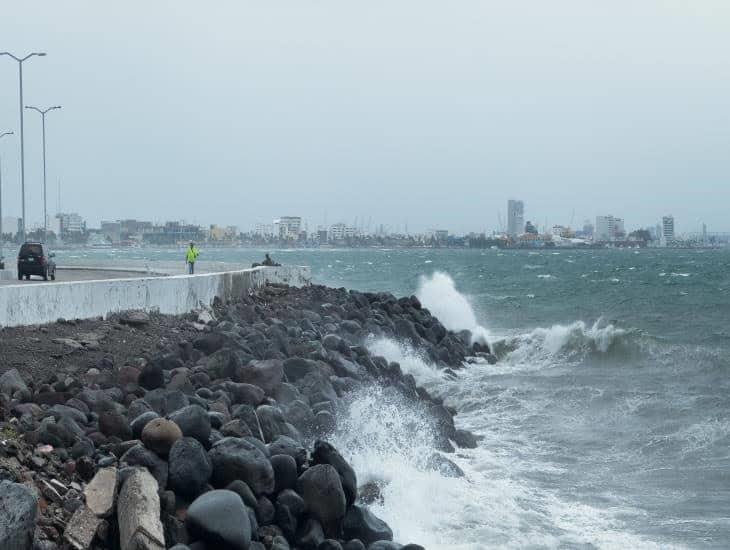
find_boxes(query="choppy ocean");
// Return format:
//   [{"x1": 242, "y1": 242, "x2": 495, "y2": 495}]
[{"x1": 65, "y1": 247, "x2": 730, "y2": 549}]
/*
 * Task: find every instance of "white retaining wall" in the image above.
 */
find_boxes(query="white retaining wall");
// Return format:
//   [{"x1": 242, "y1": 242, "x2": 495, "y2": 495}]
[{"x1": 0, "y1": 266, "x2": 311, "y2": 328}]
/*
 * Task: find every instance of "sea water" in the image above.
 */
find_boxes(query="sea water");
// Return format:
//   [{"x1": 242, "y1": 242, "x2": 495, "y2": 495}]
[{"x1": 67, "y1": 247, "x2": 730, "y2": 548}]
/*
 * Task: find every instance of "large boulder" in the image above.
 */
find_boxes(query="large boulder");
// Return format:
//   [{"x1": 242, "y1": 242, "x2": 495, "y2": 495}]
[
  {"x1": 296, "y1": 465, "x2": 346, "y2": 536},
  {"x1": 186, "y1": 490, "x2": 251, "y2": 550},
  {"x1": 235, "y1": 360, "x2": 284, "y2": 395},
  {"x1": 0, "y1": 481, "x2": 37, "y2": 550},
  {"x1": 312, "y1": 440, "x2": 357, "y2": 505},
  {"x1": 168, "y1": 437, "x2": 212, "y2": 496},
  {"x1": 256, "y1": 405, "x2": 288, "y2": 443},
  {"x1": 208, "y1": 437, "x2": 275, "y2": 495},
  {"x1": 342, "y1": 505, "x2": 393, "y2": 546}
]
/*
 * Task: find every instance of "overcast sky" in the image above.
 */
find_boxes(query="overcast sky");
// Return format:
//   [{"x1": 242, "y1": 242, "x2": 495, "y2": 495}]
[{"x1": 1, "y1": 1, "x2": 728, "y2": 234}]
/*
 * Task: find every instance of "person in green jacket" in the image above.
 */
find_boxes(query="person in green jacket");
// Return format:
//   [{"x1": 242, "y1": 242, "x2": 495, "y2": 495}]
[{"x1": 185, "y1": 242, "x2": 199, "y2": 274}]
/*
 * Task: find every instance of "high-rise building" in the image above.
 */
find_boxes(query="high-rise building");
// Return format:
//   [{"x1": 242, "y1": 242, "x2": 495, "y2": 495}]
[
  {"x1": 595, "y1": 215, "x2": 616, "y2": 242},
  {"x1": 662, "y1": 215, "x2": 675, "y2": 246},
  {"x1": 56, "y1": 213, "x2": 86, "y2": 235},
  {"x1": 507, "y1": 200, "x2": 524, "y2": 237}
]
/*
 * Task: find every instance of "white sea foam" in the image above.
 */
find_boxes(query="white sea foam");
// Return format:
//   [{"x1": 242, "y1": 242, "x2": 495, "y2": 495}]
[{"x1": 416, "y1": 271, "x2": 491, "y2": 345}]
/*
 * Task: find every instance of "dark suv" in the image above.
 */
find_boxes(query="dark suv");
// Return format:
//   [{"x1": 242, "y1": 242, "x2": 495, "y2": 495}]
[{"x1": 17, "y1": 242, "x2": 56, "y2": 281}]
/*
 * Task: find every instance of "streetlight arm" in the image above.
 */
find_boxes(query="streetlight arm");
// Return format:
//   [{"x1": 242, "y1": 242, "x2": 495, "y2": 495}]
[
  {"x1": 0, "y1": 52, "x2": 21, "y2": 61},
  {"x1": 25, "y1": 105, "x2": 43, "y2": 114},
  {"x1": 0, "y1": 132, "x2": 14, "y2": 139}
]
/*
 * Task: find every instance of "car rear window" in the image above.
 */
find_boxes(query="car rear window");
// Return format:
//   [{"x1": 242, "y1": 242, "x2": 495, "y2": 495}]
[{"x1": 20, "y1": 244, "x2": 43, "y2": 256}]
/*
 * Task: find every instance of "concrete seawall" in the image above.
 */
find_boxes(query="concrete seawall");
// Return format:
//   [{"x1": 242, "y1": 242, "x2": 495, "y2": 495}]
[{"x1": 0, "y1": 265, "x2": 310, "y2": 328}]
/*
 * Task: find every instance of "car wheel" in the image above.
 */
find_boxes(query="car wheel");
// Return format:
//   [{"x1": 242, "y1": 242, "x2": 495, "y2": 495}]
[
  {"x1": 51, "y1": 270, "x2": 56, "y2": 281},
  {"x1": 43, "y1": 269, "x2": 48, "y2": 281},
  {"x1": 25, "y1": 274, "x2": 30, "y2": 280},
  {"x1": 17, "y1": 271, "x2": 23, "y2": 280}
]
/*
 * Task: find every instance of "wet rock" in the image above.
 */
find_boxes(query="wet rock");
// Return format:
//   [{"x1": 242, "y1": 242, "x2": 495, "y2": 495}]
[
  {"x1": 255, "y1": 495, "x2": 275, "y2": 525},
  {"x1": 425, "y1": 453, "x2": 465, "y2": 478},
  {"x1": 226, "y1": 480, "x2": 257, "y2": 508},
  {"x1": 275, "y1": 489, "x2": 305, "y2": 539},
  {"x1": 141, "y1": 418, "x2": 182, "y2": 457},
  {"x1": 268, "y1": 436, "x2": 307, "y2": 467},
  {"x1": 256, "y1": 405, "x2": 288, "y2": 443},
  {"x1": 118, "y1": 468, "x2": 165, "y2": 550},
  {"x1": 168, "y1": 437, "x2": 212, "y2": 497},
  {"x1": 208, "y1": 437, "x2": 275, "y2": 495},
  {"x1": 320, "y1": 540, "x2": 344, "y2": 550},
  {"x1": 271, "y1": 454, "x2": 298, "y2": 493},
  {"x1": 343, "y1": 505, "x2": 393, "y2": 546},
  {"x1": 296, "y1": 518, "x2": 325, "y2": 550},
  {"x1": 0, "y1": 480, "x2": 37, "y2": 550},
  {"x1": 296, "y1": 465, "x2": 346, "y2": 536},
  {"x1": 343, "y1": 541, "x2": 366, "y2": 550},
  {"x1": 453, "y1": 429, "x2": 478, "y2": 449},
  {"x1": 168, "y1": 405, "x2": 211, "y2": 445},
  {"x1": 186, "y1": 490, "x2": 252, "y2": 550},
  {"x1": 313, "y1": 440, "x2": 357, "y2": 506}
]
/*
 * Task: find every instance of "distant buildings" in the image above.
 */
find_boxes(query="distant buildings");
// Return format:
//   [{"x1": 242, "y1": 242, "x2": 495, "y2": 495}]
[
  {"x1": 57, "y1": 213, "x2": 86, "y2": 235},
  {"x1": 507, "y1": 200, "x2": 524, "y2": 237},
  {"x1": 661, "y1": 215, "x2": 675, "y2": 246},
  {"x1": 595, "y1": 215, "x2": 625, "y2": 242},
  {"x1": 276, "y1": 216, "x2": 302, "y2": 241}
]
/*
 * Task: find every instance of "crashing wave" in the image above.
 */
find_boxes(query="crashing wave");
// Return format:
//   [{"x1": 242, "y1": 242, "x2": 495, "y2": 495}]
[{"x1": 416, "y1": 271, "x2": 491, "y2": 346}]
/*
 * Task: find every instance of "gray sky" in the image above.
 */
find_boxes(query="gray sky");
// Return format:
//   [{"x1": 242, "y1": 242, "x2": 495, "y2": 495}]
[{"x1": 1, "y1": 1, "x2": 728, "y2": 234}]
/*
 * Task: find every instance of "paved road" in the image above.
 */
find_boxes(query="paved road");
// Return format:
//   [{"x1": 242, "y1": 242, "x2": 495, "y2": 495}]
[{"x1": 0, "y1": 269, "x2": 159, "y2": 286}]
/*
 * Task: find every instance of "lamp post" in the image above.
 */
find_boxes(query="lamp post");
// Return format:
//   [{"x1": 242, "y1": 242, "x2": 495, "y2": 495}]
[
  {"x1": 0, "y1": 131, "x2": 13, "y2": 261},
  {"x1": 0, "y1": 51, "x2": 46, "y2": 241},
  {"x1": 25, "y1": 105, "x2": 61, "y2": 240}
]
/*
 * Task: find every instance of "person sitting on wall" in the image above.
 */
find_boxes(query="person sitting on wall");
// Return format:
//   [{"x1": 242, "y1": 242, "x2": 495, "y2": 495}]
[{"x1": 252, "y1": 253, "x2": 281, "y2": 268}]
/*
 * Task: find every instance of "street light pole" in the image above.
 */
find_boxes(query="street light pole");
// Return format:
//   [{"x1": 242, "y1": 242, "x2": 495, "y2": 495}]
[
  {"x1": 0, "y1": 131, "x2": 13, "y2": 261},
  {"x1": 0, "y1": 51, "x2": 46, "y2": 241},
  {"x1": 25, "y1": 106, "x2": 61, "y2": 241}
]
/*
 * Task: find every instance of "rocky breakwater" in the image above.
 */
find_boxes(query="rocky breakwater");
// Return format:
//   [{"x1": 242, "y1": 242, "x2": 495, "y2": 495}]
[{"x1": 0, "y1": 283, "x2": 492, "y2": 550}]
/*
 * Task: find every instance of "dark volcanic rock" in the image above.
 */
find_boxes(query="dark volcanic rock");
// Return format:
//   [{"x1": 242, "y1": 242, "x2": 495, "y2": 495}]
[
  {"x1": 168, "y1": 437, "x2": 212, "y2": 496},
  {"x1": 0, "y1": 480, "x2": 37, "y2": 550},
  {"x1": 343, "y1": 505, "x2": 393, "y2": 546},
  {"x1": 270, "y1": 454, "x2": 298, "y2": 493},
  {"x1": 120, "y1": 444, "x2": 169, "y2": 489},
  {"x1": 296, "y1": 518, "x2": 325, "y2": 550},
  {"x1": 186, "y1": 489, "x2": 252, "y2": 550},
  {"x1": 268, "y1": 435, "x2": 307, "y2": 467},
  {"x1": 168, "y1": 405, "x2": 212, "y2": 445},
  {"x1": 296, "y1": 464, "x2": 346, "y2": 536},
  {"x1": 313, "y1": 440, "x2": 357, "y2": 506},
  {"x1": 138, "y1": 361, "x2": 164, "y2": 390},
  {"x1": 208, "y1": 437, "x2": 275, "y2": 495},
  {"x1": 235, "y1": 359, "x2": 284, "y2": 395},
  {"x1": 130, "y1": 411, "x2": 160, "y2": 439},
  {"x1": 98, "y1": 409, "x2": 133, "y2": 440}
]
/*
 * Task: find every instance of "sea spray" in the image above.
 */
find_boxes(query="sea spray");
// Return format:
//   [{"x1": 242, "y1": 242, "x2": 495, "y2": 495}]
[{"x1": 416, "y1": 271, "x2": 492, "y2": 346}]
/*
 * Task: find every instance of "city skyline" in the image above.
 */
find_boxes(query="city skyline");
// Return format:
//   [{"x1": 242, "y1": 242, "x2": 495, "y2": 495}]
[{"x1": 1, "y1": 2, "x2": 729, "y2": 236}]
